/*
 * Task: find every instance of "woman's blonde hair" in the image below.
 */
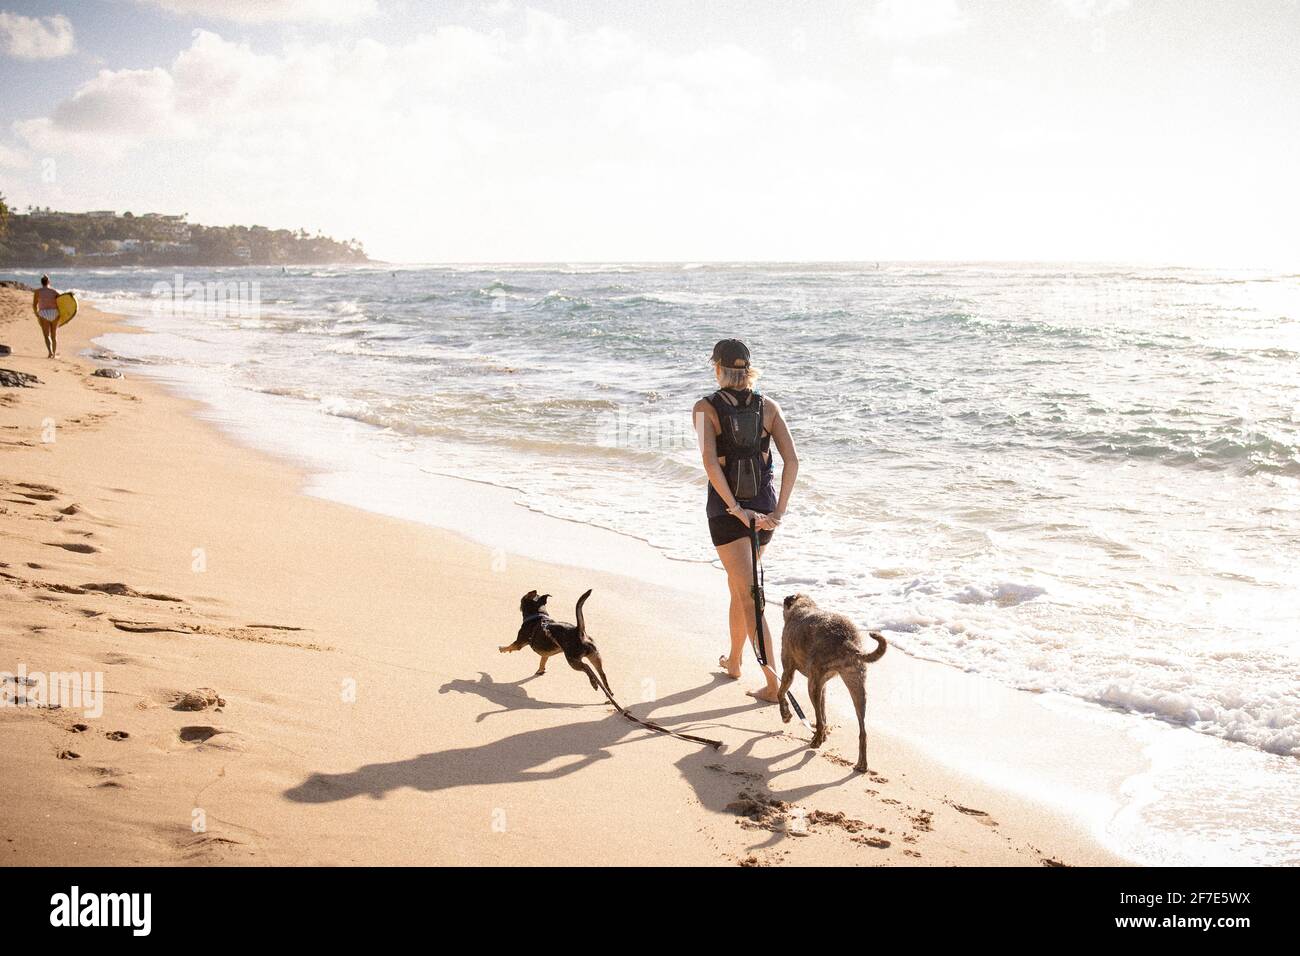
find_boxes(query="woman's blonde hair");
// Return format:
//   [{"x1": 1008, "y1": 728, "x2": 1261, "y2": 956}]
[{"x1": 713, "y1": 360, "x2": 760, "y2": 391}]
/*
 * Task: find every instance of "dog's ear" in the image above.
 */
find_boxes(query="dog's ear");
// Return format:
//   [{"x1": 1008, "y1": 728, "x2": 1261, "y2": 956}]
[
  {"x1": 523, "y1": 589, "x2": 538, "y2": 600},
  {"x1": 784, "y1": 594, "x2": 795, "y2": 608},
  {"x1": 537, "y1": 593, "x2": 550, "y2": 606}
]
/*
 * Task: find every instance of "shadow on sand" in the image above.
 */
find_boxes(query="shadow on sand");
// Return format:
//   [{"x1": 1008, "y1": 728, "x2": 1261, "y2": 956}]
[{"x1": 283, "y1": 670, "x2": 860, "y2": 845}]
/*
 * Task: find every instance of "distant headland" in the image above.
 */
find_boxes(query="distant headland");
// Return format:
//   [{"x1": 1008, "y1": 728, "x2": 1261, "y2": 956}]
[{"x1": 0, "y1": 204, "x2": 368, "y2": 268}]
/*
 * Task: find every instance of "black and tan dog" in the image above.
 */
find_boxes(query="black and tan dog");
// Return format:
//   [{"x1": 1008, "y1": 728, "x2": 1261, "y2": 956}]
[
  {"x1": 778, "y1": 593, "x2": 888, "y2": 773},
  {"x1": 502, "y1": 589, "x2": 613, "y2": 696}
]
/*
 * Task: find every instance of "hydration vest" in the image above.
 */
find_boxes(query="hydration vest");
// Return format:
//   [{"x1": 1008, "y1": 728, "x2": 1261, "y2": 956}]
[{"x1": 708, "y1": 389, "x2": 769, "y2": 501}]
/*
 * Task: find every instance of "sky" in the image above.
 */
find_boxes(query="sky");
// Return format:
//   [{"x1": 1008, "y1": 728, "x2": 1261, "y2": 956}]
[{"x1": 0, "y1": 0, "x2": 1297, "y2": 264}]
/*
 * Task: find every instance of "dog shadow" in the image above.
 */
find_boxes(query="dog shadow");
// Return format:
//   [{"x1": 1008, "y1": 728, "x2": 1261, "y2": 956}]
[
  {"x1": 438, "y1": 672, "x2": 598, "y2": 723},
  {"x1": 675, "y1": 729, "x2": 862, "y2": 850}
]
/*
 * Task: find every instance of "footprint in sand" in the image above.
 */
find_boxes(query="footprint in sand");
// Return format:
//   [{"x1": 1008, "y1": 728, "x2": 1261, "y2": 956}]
[
  {"x1": 45, "y1": 541, "x2": 99, "y2": 554},
  {"x1": 947, "y1": 800, "x2": 998, "y2": 827},
  {"x1": 111, "y1": 619, "x2": 190, "y2": 634},
  {"x1": 51, "y1": 504, "x2": 105, "y2": 523},
  {"x1": 105, "y1": 731, "x2": 130, "y2": 741},
  {"x1": 57, "y1": 750, "x2": 81, "y2": 760},
  {"x1": 174, "y1": 726, "x2": 246, "y2": 752},
  {"x1": 87, "y1": 766, "x2": 129, "y2": 789},
  {"x1": 705, "y1": 762, "x2": 763, "y2": 782},
  {"x1": 178, "y1": 726, "x2": 225, "y2": 744},
  {"x1": 81, "y1": 582, "x2": 182, "y2": 602},
  {"x1": 69, "y1": 723, "x2": 89, "y2": 733}
]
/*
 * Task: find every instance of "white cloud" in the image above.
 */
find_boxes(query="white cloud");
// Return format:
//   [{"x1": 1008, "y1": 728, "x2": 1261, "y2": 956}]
[
  {"x1": 0, "y1": 12, "x2": 75, "y2": 59},
  {"x1": 863, "y1": 0, "x2": 967, "y2": 41},
  {"x1": 0, "y1": 141, "x2": 32, "y2": 169},
  {"x1": 10, "y1": 16, "x2": 860, "y2": 258},
  {"x1": 52, "y1": 67, "x2": 178, "y2": 135},
  {"x1": 15, "y1": 66, "x2": 178, "y2": 158},
  {"x1": 18, "y1": 19, "x2": 843, "y2": 158},
  {"x1": 137, "y1": 0, "x2": 377, "y2": 24},
  {"x1": 396, "y1": 26, "x2": 512, "y2": 91}
]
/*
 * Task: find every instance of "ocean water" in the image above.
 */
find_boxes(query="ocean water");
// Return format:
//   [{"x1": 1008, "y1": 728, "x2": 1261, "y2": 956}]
[{"x1": 50, "y1": 262, "x2": 1299, "y2": 858}]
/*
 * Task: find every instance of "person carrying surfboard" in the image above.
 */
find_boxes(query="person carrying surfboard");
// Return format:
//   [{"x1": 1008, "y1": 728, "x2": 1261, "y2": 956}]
[{"x1": 33, "y1": 275, "x2": 62, "y2": 358}]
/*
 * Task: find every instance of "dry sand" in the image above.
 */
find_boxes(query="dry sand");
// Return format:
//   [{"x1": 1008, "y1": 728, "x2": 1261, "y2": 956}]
[{"x1": 0, "y1": 289, "x2": 1125, "y2": 866}]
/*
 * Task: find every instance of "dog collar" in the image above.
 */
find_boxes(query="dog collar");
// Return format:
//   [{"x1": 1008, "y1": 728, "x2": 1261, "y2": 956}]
[{"x1": 520, "y1": 613, "x2": 547, "y2": 626}]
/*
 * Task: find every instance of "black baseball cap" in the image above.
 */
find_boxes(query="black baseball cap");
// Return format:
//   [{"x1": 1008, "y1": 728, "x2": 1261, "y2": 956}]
[{"x1": 711, "y1": 338, "x2": 750, "y2": 369}]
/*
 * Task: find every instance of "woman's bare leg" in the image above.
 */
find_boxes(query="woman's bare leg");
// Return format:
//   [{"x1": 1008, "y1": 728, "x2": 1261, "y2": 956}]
[
  {"x1": 718, "y1": 589, "x2": 745, "y2": 678},
  {"x1": 49, "y1": 321, "x2": 58, "y2": 358},
  {"x1": 39, "y1": 320, "x2": 53, "y2": 358},
  {"x1": 716, "y1": 536, "x2": 779, "y2": 701}
]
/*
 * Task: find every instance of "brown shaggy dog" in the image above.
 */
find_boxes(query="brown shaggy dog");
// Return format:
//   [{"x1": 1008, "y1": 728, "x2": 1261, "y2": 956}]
[{"x1": 778, "y1": 593, "x2": 887, "y2": 773}]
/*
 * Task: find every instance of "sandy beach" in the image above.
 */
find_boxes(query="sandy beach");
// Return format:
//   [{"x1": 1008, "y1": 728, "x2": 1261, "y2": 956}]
[{"x1": 0, "y1": 288, "x2": 1126, "y2": 867}]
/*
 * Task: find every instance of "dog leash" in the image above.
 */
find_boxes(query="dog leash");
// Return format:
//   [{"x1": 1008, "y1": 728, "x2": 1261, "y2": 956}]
[
  {"x1": 749, "y1": 523, "x2": 809, "y2": 727},
  {"x1": 527, "y1": 611, "x2": 722, "y2": 750},
  {"x1": 596, "y1": 681, "x2": 723, "y2": 750}
]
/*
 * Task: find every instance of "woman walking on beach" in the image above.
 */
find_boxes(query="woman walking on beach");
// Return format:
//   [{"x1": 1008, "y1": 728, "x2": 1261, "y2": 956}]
[
  {"x1": 694, "y1": 339, "x2": 799, "y2": 702},
  {"x1": 32, "y1": 275, "x2": 61, "y2": 358}
]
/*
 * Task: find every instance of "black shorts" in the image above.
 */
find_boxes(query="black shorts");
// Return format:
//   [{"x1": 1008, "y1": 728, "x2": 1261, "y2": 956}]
[{"x1": 708, "y1": 513, "x2": 774, "y2": 548}]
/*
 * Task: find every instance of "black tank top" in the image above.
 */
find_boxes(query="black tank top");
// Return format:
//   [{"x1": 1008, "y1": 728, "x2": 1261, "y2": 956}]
[{"x1": 704, "y1": 388, "x2": 777, "y2": 518}]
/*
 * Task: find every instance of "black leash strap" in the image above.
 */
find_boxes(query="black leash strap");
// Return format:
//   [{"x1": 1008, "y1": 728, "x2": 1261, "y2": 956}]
[
  {"x1": 527, "y1": 614, "x2": 721, "y2": 749},
  {"x1": 597, "y1": 680, "x2": 723, "y2": 750},
  {"x1": 749, "y1": 524, "x2": 807, "y2": 722}
]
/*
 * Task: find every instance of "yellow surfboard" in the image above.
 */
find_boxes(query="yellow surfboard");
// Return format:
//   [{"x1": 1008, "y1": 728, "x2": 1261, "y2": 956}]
[{"x1": 56, "y1": 292, "x2": 77, "y2": 327}]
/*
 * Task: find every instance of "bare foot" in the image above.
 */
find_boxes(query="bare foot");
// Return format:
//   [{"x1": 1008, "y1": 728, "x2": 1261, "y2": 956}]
[
  {"x1": 718, "y1": 655, "x2": 741, "y2": 679},
  {"x1": 746, "y1": 686, "x2": 780, "y2": 703}
]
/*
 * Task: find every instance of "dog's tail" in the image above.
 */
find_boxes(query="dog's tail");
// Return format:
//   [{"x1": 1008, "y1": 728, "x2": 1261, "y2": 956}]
[
  {"x1": 575, "y1": 588, "x2": 593, "y2": 638},
  {"x1": 862, "y1": 631, "x2": 888, "y2": 663}
]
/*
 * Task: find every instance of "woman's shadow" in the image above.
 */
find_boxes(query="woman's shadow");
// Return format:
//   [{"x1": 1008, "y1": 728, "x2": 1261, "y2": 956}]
[
  {"x1": 284, "y1": 672, "x2": 750, "y2": 804},
  {"x1": 283, "y1": 670, "x2": 858, "y2": 813}
]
